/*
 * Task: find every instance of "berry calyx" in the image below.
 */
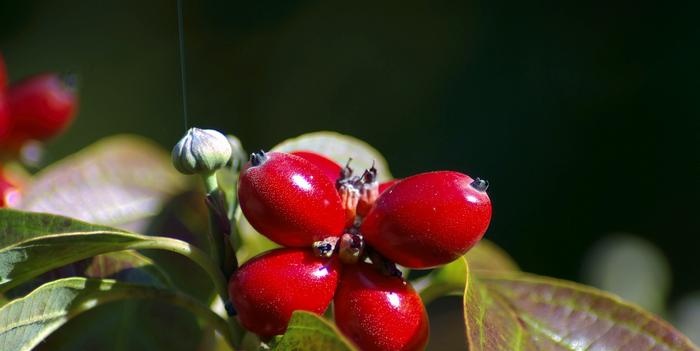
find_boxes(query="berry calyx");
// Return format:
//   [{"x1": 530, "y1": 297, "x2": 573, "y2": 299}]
[
  {"x1": 334, "y1": 263, "x2": 429, "y2": 351},
  {"x1": 5, "y1": 73, "x2": 78, "y2": 143},
  {"x1": 238, "y1": 151, "x2": 346, "y2": 247},
  {"x1": 470, "y1": 177, "x2": 489, "y2": 192},
  {"x1": 249, "y1": 150, "x2": 268, "y2": 166},
  {"x1": 338, "y1": 181, "x2": 360, "y2": 226},
  {"x1": 360, "y1": 171, "x2": 492, "y2": 269},
  {"x1": 228, "y1": 248, "x2": 341, "y2": 338},
  {"x1": 336, "y1": 160, "x2": 380, "y2": 221},
  {"x1": 312, "y1": 236, "x2": 339, "y2": 258},
  {"x1": 338, "y1": 232, "x2": 364, "y2": 264},
  {"x1": 290, "y1": 150, "x2": 342, "y2": 183},
  {"x1": 356, "y1": 166, "x2": 379, "y2": 217}
]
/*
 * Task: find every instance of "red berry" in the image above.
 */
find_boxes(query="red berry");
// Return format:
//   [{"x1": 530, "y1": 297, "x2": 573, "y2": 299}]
[
  {"x1": 228, "y1": 248, "x2": 341, "y2": 338},
  {"x1": 361, "y1": 171, "x2": 491, "y2": 269},
  {"x1": 0, "y1": 94, "x2": 9, "y2": 138},
  {"x1": 6, "y1": 73, "x2": 78, "y2": 142},
  {"x1": 290, "y1": 151, "x2": 342, "y2": 184},
  {"x1": 0, "y1": 53, "x2": 7, "y2": 91},
  {"x1": 334, "y1": 263, "x2": 429, "y2": 351},
  {"x1": 238, "y1": 151, "x2": 346, "y2": 247}
]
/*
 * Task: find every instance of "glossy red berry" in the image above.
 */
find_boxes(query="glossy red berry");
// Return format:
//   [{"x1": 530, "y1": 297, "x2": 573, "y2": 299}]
[
  {"x1": 228, "y1": 248, "x2": 341, "y2": 338},
  {"x1": 334, "y1": 263, "x2": 429, "y2": 351},
  {"x1": 361, "y1": 171, "x2": 491, "y2": 269},
  {"x1": 290, "y1": 150, "x2": 342, "y2": 184},
  {"x1": 238, "y1": 151, "x2": 346, "y2": 247},
  {"x1": 6, "y1": 73, "x2": 78, "y2": 142}
]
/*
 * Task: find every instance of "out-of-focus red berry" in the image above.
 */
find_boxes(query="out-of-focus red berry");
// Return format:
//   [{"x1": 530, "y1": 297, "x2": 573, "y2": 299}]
[
  {"x1": 6, "y1": 73, "x2": 78, "y2": 142},
  {"x1": 0, "y1": 94, "x2": 10, "y2": 138},
  {"x1": 0, "y1": 53, "x2": 8, "y2": 138},
  {"x1": 0, "y1": 53, "x2": 7, "y2": 91}
]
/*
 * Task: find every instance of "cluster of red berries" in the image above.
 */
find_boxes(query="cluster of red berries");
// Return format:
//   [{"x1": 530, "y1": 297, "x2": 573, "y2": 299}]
[
  {"x1": 230, "y1": 150, "x2": 491, "y2": 350},
  {"x1": 0, "y1": 53, "x2": 78, "y2": 207}
]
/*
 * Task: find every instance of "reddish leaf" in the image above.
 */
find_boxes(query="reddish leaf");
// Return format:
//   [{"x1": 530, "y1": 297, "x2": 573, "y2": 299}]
[
  {"x1": 465, "y1": 268, "x2": 699, "y2": 351},
  {"x1": 19, "y1": 135, "x2": 187, "y2": 232}
]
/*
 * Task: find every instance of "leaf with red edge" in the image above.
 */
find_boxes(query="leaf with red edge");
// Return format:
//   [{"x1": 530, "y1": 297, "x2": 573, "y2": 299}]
[{"x1": 464, "y1": 268, "x2": 700, "y2": 351}]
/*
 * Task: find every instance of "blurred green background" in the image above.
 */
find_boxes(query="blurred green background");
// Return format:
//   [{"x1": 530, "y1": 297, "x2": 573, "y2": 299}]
[{"x1": 1, "y1": 0, "x2": 698, "y2": 342}]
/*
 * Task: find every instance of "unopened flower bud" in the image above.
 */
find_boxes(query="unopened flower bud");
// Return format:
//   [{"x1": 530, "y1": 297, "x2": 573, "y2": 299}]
[{"x1": 172, "y1": 127, "x2": 232, "y2": 175}]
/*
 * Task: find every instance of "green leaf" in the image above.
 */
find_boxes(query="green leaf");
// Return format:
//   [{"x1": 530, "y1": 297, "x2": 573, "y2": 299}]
[
  {"x1": 36, "y1": 300, "x2": 203, "y2": 351},
  {"x1": 465, "y1": 239, "x2": 520, "y2": 273},
  {"x1": 416, "y1": 240, "x2": 518, "y2": 304},
  {"x1": 6, "y1": 251, "x2": 174, "y2": 300},
  {"x1": 272, "y1": 311, "x2": 357, "y2": 351},
  {"x1": 84, "y1": 251, "x2": 173, "y2": 287},
  {"x1": 0, "y1": 277, "x2": 234, "y2": 351},
  {"x1": 271, "y1": 131, "x2": 393, "y2": 182},
  {"x1": 18, "y1": 135, "x2": 188, "y2": 232},
  {"x1": 465, "y1": 269, "x2": 700, "y2": 351},
  {"x1": 0, "y1": 209, "x2": 226, "y2": 299},
  {"x1": 144, "y1": 190, "x2": 220, "y2": 302}
]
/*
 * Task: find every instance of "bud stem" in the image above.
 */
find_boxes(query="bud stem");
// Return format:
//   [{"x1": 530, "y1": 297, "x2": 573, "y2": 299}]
[
  {"x1": 201, "y1": 172, "x2": 239, "y2": 281},
  {"x1": 202, "y1": 171, "x2": 219, "y2": 194}
]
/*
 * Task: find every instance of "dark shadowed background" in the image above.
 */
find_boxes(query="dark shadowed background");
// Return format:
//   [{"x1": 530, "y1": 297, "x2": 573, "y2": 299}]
[{"x1": 1, "y1": 0, "x2": 699, "y2": 346}]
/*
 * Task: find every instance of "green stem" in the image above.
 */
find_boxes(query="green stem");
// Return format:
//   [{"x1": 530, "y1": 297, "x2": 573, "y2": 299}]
[
  {"x1": 227, "y1": 173, "x2": 239, "y2": 221},
  {"x1": 202, "y1": 171, "x2": 219, "y2": 194},
  {"x1": 208, "y1": 190, "x2": 238, "y2": 278},
  {"x1": 226, "y1": 172, "x2": 242, "y2": 261},
  {"x1": 201, "y1": 171, "x2": 238, "y2": 279}
]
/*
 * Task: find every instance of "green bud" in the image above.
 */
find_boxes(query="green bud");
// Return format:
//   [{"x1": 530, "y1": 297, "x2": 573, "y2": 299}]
[{"x1": 172, "y1": 127, "x2": 232, "y2": 175}]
